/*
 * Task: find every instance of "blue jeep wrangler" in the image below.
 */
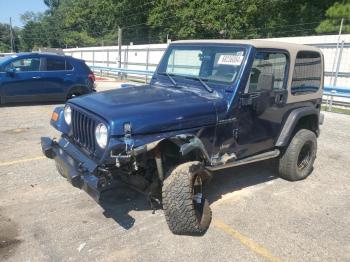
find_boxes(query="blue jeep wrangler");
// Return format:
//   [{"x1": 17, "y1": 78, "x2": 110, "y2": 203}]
[{"x1": 41, "y1": 40, "x2": 324, "y2": 235}]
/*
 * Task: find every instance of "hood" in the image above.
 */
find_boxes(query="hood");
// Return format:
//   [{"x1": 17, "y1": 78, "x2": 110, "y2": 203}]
[{"x1": 70, "y1": 85, "x2": 226, "y2": 136}]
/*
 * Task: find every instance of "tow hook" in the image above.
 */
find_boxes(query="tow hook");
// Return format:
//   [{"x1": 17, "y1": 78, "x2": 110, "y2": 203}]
[{"x1": 41, "y1": 137, "x2": 56, "y2": 159}]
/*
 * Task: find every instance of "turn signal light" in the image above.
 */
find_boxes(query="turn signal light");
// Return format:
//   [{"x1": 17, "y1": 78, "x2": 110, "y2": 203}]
[{"x1": 51, "y1": 112, "x2": 59, "y2": 122}]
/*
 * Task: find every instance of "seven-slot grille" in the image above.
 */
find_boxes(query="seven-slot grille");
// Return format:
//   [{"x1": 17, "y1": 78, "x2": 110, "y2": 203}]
[{"x1": 71, "y1": 108, "x2": 97, "y2": 153}]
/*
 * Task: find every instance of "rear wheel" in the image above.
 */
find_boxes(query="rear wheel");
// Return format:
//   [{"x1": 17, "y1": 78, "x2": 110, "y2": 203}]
[
  {"x1": 162, "y1": 161, "x2": 212, "y2": 235},
  {"x1": 278, "y1": 129, "x2": 317, "y2": 181}
]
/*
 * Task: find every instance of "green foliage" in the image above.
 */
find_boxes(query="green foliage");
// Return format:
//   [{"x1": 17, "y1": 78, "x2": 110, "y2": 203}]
[
  {"x1": 147, "y1": 0, "x2": 338, "y2": 40},
  {"x1": 0, "y1": 0, "x2": 343, "y2": 52},
  {"x1": 0, "y1": 23, "x2": 20, "y2": 52},
  {"x1": 44, "y1": 0, "x2": 60, "y2": 10},
  {"x1": 316, "y1": 1, "x2": 350, "y2": 34}
]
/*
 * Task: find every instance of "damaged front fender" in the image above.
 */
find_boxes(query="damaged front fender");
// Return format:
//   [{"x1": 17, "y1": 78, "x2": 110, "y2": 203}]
[{"x1": 123, "y1": 133, "x2": 211, "y2": 164}]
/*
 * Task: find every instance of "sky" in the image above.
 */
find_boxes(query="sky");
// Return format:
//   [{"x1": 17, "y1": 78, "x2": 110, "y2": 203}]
[{"x1": 0, "y1": 0, "x2": 47, "y2": 27}]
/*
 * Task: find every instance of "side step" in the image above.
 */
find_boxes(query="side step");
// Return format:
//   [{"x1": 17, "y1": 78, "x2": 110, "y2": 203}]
[{"x1": 206, "y1": 149, "x2": 280, "y2": 171}]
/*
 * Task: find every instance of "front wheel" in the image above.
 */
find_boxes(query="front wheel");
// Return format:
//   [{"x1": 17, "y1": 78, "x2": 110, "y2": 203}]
[
  {"x1": 278, "y1": 129, "x2": 317, "y2": 181},
  {"x1": 162, "y1": 161, "x2": 212, "y2": 235}
]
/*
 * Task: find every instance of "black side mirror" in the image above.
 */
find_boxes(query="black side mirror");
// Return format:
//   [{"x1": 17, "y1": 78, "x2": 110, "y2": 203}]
[
  {"x1": 256, "y1": 73, "x2": 274, "y2": 91},
  {"x1": 5, "y1": 68, "x2": 16, "y2": 77}
]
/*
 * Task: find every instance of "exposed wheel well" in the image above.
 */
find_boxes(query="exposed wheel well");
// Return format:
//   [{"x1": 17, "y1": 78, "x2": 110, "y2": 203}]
[{"x1": 154, "y1": 139, "x2": 205, "y2": 178}]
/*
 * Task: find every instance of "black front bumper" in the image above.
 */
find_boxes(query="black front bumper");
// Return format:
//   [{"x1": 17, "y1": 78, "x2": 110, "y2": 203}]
[{"x1": 41, "y1": 136, "x2": 105, "y2": 201}]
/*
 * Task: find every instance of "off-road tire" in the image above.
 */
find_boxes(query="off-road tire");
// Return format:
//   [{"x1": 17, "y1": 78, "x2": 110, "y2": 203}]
[
  {"x1": 162, "y1": 161, "x2": 212, "y2": 235},
  {"x1": 279, "y1": 129, "x2": 317, "y2": 181}
]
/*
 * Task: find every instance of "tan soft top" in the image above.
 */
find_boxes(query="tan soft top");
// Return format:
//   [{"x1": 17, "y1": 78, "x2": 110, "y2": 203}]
[{"x1": 172, "y1": 39, "x2": 321, "y2": 53}]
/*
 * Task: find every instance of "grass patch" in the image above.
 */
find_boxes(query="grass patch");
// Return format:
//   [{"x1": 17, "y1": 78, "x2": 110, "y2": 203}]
[{"x1": 321, "y1": 105, "x2": 350, "y2": 115}]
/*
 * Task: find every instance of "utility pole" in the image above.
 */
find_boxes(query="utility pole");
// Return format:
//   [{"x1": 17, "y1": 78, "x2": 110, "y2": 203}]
[
  {"x1": 329, "y1": 18, "x2": 344, "y2": 85},
  {"x1": 118, "y1": 26, "x2": 122, "y2": 79},
  {"x1": 9, "y1": 17, "x2": 14, "y2": 53}
]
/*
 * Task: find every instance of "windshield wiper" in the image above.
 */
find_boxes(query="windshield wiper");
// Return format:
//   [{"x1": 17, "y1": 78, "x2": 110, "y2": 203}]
[
  {"x1": 158, "y1": 72, "x2": 177, "y2": 87},
  {"x1": 185, "y1": 76, "x2": 213, "y2": 93}
]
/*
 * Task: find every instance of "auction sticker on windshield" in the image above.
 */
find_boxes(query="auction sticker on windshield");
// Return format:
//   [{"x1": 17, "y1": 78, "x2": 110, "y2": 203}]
[{"x1": 218, "y1": 54, "x2": 244, "y2": 66}]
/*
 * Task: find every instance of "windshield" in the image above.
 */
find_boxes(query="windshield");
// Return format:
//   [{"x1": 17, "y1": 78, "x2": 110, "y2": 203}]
[
  {"x1": 158, "y1": 44, "x2": 246, "y2": 85},
  {"x1": 0, "y1": 55, "x2": 16, "y2": 71},
  {"x1": 0, "y1": 55, "x2": 15, "y2": 64}
]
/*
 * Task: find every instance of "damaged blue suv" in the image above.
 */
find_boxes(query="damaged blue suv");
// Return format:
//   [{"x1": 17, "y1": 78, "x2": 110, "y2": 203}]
[{"x1": 41, "y1": 40, "x2": 324, "y2": 235}]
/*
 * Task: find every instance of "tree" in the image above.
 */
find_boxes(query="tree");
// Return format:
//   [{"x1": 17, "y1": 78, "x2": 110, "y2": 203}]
[
  {"x1": 316, "y1": 1, "x2": 350, "y2": 34},
  {"x1": 147, "y1": 0, "x2": 338, "y2": 40},
  {"x1": 0, "y1": 23, "x2": 20, "y2": 52},
  {"x1": 44, "y1": 0, "x2": 60, "y2": 12},
  {"x1": 14, "y1": 0, "x2": 341, "y2": 51}
]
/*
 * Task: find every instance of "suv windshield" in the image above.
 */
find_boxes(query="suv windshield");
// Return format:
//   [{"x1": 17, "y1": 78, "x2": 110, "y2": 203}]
[{"x1": 158, "y1": 44, "x2": 246, "y2": 85}]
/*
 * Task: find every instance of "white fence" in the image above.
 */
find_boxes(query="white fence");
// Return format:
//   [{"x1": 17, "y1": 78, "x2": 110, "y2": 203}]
[
  {"x1": 64, "y1": 43, "x2": 167, "y2": 81},
  {"x1": 64, "y1": 34, "x2": 350, "y2": 88}
]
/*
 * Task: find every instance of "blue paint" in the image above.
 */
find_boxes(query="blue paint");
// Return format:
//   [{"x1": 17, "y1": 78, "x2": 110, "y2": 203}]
[
  {"x1": 0, "y1": 53, "x2": 95, "y2": 104},
  {"x1": 323, "y1": 86, "x2": 350, "y2": 98}
]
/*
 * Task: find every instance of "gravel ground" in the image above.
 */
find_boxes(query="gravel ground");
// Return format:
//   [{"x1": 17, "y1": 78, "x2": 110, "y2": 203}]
[{"x1": 0, "y1": 81, "x2": 349, "y2": 262}]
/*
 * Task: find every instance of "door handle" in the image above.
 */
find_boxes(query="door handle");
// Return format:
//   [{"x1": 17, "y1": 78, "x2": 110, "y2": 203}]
[
  {"x1": 32, "y1": 76, "x2": 41, "y2": 79},
  {"x1": 275, "y1": 93, "x2": 285, "y2": 104}
]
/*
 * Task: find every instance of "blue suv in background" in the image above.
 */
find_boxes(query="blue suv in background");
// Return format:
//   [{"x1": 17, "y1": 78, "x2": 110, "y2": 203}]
[{"x1": 0, "y1": 53, "x2": 95, "y2": 104}]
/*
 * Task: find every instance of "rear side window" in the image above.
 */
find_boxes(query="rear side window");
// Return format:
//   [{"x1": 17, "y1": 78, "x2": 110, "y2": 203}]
[
  {"x1": 46, "y1": 58, "x2": 73, "y2": 71},
  {"x1": 66, "y1": 61, "x2": 73, "y2": 70},
  {"x1": 79, "y1": 61, "x2": 92, "y2": 73},
  {"x1": 291, "y1": 51, "x2": 322, "y2": 95}
]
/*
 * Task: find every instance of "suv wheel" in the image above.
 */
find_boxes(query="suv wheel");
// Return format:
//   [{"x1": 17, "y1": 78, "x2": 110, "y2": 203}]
[
  {"x1": 162, "y1": 161, "x2": 212, "y2": 235},
  {"x1": 278, "y1": 129, "x2": 317, "y2": 181}
]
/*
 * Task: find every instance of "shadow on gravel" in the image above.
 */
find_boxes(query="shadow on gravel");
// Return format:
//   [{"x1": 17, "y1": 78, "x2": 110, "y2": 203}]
[
  {"x1": 96, "y1": 159, "x2": 279, "y2": 231},
  {"x1": 207, "y1": 159, "x2": 279, "y2": 204},
  {"x1": 98, "y1": 184, "x2": 153, "y2": 230},
  {"x1": 0, "y1": 209, "x2": 22, "y2": 261}
]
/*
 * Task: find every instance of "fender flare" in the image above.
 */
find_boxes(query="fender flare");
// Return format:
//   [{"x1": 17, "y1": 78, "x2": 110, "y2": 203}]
[
  {"x1": 275, "y1": 107, "x2": 320, "y2": 147},
  {"x1": 172, "y1": 134, "x2": 210, "y2": 161}
]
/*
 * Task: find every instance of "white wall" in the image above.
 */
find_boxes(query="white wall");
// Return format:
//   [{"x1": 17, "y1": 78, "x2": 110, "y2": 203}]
[{"x1": 64, "y1": 44, "x2": 168, "y2": 78}]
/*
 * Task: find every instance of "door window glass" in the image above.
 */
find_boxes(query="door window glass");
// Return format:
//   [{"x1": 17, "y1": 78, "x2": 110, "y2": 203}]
[
  {"x1": 247, "y1": 52, "x2": 288, "y2": 92},
  {"x1": 46, "y1": 58, "x2": 66, "y2": 71},
  {"x1": 7, "y1": 58, "x2": 40, "y2": 72},
  {"x1": 291, "y1": 51, "x2": 322, "y2": 95}
]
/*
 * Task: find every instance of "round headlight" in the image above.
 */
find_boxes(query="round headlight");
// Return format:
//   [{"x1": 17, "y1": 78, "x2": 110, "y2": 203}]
[
  {"x1": 95, "y1": 123, "x2": 108, "y2": 148},
  {"x1": 64, "y1": 105, "x2": 72, "y2": 125}
]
